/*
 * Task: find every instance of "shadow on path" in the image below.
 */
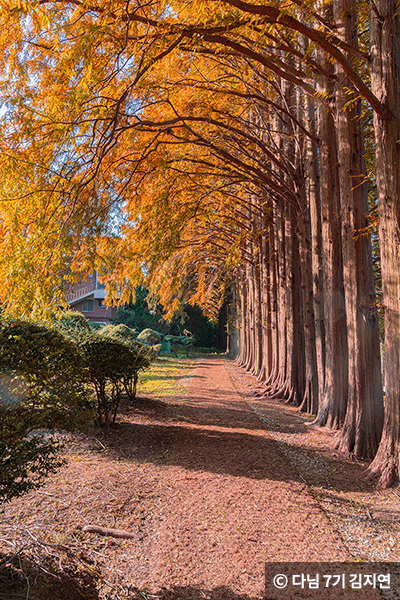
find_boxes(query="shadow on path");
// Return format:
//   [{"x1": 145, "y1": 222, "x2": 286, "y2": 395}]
[
  {"x1": 101, "y1": 413, "x2": 372, "y2": 495},
  {"x1": 0, "y1": 554, "x2": 261, "y2": 600},
  {"x1": 123, "y1": 392, "x2": 310, "y2": 433},
  {"x1": 125, "y1": 585, "x2": 260, "y2": 600},
  {"x1": 0, "y1": 551, "x2": 100, "y2": 600},
  {"x1": 100, "y1": 357, "x2": 378, "y2": 512},
  {"x1": 103, "y1": 419, "x2": 301, "y2": 483}
]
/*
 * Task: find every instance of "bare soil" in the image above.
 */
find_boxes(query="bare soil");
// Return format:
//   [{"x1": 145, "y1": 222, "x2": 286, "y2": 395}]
[{"x1": 1, "y1": 357, "x2": 400, "y2": 599}]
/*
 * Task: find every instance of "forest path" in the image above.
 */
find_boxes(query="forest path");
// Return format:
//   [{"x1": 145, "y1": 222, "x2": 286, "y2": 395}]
[
  {"x1": 134, "y1": 356, "x2": 350, "y2": 597},
  {"x1": 2, "y1": 357, "x2": 399, "y2": 600}
]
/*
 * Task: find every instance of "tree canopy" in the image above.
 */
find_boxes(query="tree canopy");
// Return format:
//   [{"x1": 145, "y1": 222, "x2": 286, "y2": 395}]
[{"x1": 1, "y1": 0, "x2": 400, "y2": 487}]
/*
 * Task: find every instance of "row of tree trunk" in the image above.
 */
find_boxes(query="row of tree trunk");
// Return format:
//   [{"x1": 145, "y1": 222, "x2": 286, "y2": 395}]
[
  {"x1": 13, "y1": 0, "x2": 400, "y2": 487},
  {"x1": 222, "y1": 0, "x2": 400, "y2": 487}
]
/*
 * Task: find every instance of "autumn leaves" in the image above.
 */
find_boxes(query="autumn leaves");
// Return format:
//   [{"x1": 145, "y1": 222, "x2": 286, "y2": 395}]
[{"x1": 1, "y1": 0, "x2": 400, "y2": 485}]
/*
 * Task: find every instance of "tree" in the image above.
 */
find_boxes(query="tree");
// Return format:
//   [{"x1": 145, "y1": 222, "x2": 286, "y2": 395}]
[
  {"x1": 0, "y1": 409, "x2": 65, "y2": 503},
  {"x1": 366, "y1": 0, "x2": 400, "y2": 486},
  {"x1": 113, "y1": 286, "x2": 167, "y2": 332},
  {"x1": 172, "y1": 304, "x2": 218, "y2": 348},
  {"x1": 0, "y1": 0, "x2": 399, "y2": 484},
  {"x1": 0, "y1": 317, "x2": 89, "y2": 502},
  {"x1": 99, "y1": 323, "x2": 153, "y2": 401}
]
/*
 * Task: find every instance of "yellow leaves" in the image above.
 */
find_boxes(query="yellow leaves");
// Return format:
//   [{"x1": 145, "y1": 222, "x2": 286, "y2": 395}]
[
  {"x1": 340, "y1": 87, "x2": 363, "y2": 112},
  {"x1": 5, "y1": 1, "x2": 31, "y2": 12},
  {"x1": 0, "y1": 0, "x2": 346, "y2": 320},
  {"x1": 28, "y1": 5, "x2": 52, "y2": 30},
  {"x1": 2, "y1": 1, "x2": 51, "y2": 33}
]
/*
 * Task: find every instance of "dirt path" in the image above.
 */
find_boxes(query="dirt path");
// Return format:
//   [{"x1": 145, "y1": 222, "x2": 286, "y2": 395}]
[
  {"x1": 2, "y1": 357, "x2": 400, "y2": 599},
  {"x1": 125, "y1": 358, "x2": 349, "y2": 596}
]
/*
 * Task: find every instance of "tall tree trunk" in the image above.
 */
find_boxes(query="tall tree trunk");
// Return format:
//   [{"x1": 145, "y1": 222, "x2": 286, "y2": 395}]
[
  {"x1": 252, "y1": 252, "x2": 263, "y2": 376},
  {"x1": 313, "y1": 45, "x2": 349, "y2": 428},
  {"x1": 290, "y1": 204, "x2": 305, "y2": 405},
  {"x1": 297, "y1": 173, "x2": 319, "y2": 415},
  {"x1": 287, "y1": 205, "x2": 305, "y2": 406},
  {"x1": 265, "y1": 216, "x2": 280, "y2": 388},
  {"x1": 282, "y1": 78, "x2": 301, "y2": 404},
  {"x1": 280, "y1": 79, "x2": 298, "y2": 404},
  {"x1": 307, "y1": 95, "x2": 326, "y2": 407},
  {"x1": 227, "y1": 284, "x2": 240, "y2": 358},
  {"x1": 236, "y1": 273, "x2": 248, "y2": 367},
  {"x1": 243, "y1": 259, "x2": 255, "y2": 372},
  {"x1": 332, "y1": 0, "x2": 384, "y2": 458},
  {"x1": 257, "y1": 217, "x2": 273, "y2": 383},
  {"x1": 368, "y1": 0, "x2": 400, "y2": 485},
  {"x1": 267, "y1": 196, "x2": 290, "y2": 398}
]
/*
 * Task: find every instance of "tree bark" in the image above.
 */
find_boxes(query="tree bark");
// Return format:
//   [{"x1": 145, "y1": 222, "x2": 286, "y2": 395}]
[
  {"x1": 368, "y1": 0, "x2": 400, "y2": 485},
  {"x1": 313, "y1": 44, "x2": 349, "y2": 429},
  {"x1": 307, "y1": 95, "x2": 326, "y2": 407},
  {"x1": 266, "y1": 196, "x2": 290, "y2": 398},
  {"x1": 332, "y1": 0, "x2": 384, "y2": 458},
  {"x1": 297, "y1": 175, "x2": 319, "y2": 415}
]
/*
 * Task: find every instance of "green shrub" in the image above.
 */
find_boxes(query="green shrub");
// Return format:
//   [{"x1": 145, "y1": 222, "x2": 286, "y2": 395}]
[
  {"x1": 0, "y1": 409, "x2": 65, "y2": 503},
  {"x1": 100, "y1": 323, "x2": 138, "y2": 343},
  {"x1": 136, "y1": 328, "x2": 163, "y2": 345},
  {"x1": 164, "y1": 334, "x2": 195, "y2": 356},
  {"x1": 98, "y1": 325, "x2": 153, "y2": 406},
  {"x1": 56, "y1": 319, "x2": 153, "y2": 425},
  {"x1": 79, "y1": 334, "x2": 152, "y2": 426},
  {"x1": 0, "y1": 315, "x2": 156, "y2": 503},
  {"x1": 55, "y1": 310, "x2": 93, "y2": 344},
  {"x1": 0, "y1": 318, "x2": 88, "y2": 424},
  {"x1": 88, "y1": 321, "x2": 104, "y2": 331},
  {"x1": 0, "y1": 317, "x2": 90, "y2": 502},
  {"x1": 57, "y1": 309, "x2": 91, "y2": 332}
]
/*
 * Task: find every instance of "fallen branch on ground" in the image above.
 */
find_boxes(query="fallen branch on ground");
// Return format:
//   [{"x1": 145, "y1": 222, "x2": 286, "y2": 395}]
[{"x1": 81, "y1": 525, "x2": 136, "y2": 539}]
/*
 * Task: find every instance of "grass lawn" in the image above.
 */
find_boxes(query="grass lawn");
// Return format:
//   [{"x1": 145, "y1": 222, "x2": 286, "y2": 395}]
[
  {"x1": 137, "y1": 351, "x2": 224, "y2": 399},
  {"x1": 137, "y1": 355, "x2": 198, "y2": 399}
]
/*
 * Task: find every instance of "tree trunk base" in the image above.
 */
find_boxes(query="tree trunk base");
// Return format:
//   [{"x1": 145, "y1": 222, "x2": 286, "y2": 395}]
[{"x1": 367, "y1": 442, "x2": 400, "y2": 489}]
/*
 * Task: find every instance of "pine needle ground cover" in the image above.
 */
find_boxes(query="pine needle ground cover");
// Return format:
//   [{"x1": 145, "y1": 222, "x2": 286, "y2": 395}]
[
  {"x1": 1, "y1": 358, "x2": 400, "y2": 600},
  {"x1": 0, "y1": 356, "x2": 198, "y2": 600}
]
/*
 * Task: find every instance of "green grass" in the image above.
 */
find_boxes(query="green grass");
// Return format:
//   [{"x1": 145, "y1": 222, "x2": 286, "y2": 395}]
[{"x1": 137, "y1": 356, "x2": 197, "y2": 399}]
